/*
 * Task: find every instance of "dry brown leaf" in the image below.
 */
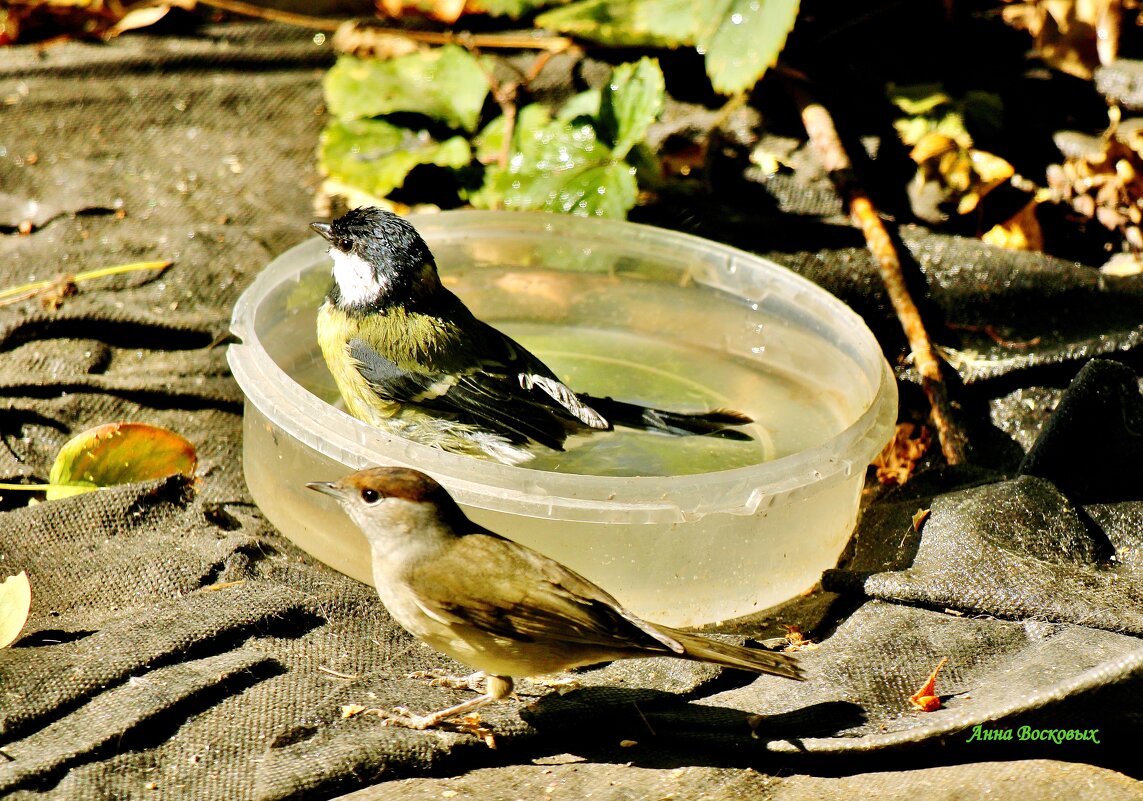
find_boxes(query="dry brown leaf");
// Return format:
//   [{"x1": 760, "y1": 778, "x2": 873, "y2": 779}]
[
  {"x1": 1001, "y1": 0, "x2": 1120, "y2": 80},
  {"x1": 332, "y1": 20, "x2": 420, "y2": 59},
  {"x1": 782, "y1": 624, "x2": 818, "y2": 652},
  {"x1": 1, "y1": 0, "x2": 193, "y2": 44},
  {"x1": 872, "y1": 423, "x2": 932, "y2": 486},
  {"x1": 912, "y1": 508, "x2": 932, "y2": 531},
  {"x1": 1048, "y1": 110, "x2": 1143, "y2": 253}
]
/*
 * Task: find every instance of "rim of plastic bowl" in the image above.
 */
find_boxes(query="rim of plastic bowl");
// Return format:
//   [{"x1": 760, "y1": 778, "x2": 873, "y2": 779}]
[{"x1": 229, "y1": 210, "x2": 897, "y2": 522}]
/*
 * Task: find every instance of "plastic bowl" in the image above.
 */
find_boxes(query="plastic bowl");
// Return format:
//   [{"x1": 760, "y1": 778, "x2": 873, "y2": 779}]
[{"x1": 228, "y1": 211, "x2": 896, "y2": 627}]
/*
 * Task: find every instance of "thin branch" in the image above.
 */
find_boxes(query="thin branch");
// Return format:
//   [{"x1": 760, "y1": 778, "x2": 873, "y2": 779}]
[
  {"x1": 471, "y1": 48, "x2": 570, "y2": 173},
  {"x1": 789, "y1": 82, "x2": 967, "y2": 465},
  {"x1": 194, "y1": 0, "x2": 342, "y2": 30},
  {"x1": 198, "y1": 1, "x2": 574, "y2": 51},
  {"x1": 0, "y1": 260, "x2": 171, "y2": 307}
]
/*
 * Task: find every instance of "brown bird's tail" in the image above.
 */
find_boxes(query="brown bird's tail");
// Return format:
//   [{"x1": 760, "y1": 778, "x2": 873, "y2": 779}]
[
  {"x1": 658, "y1": 626, "x2": 805, "y2": 681},
  {"x1": 578, "y1": 394, "x2": 754, "y2": 441}
]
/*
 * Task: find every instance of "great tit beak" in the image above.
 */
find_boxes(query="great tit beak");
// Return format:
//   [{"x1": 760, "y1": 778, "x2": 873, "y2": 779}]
[
  {"x1": 310, "y1": 221, "x2": 333, "y2": 242},
  {"x1": 306, "y1": 480, "x2": 341, "y2": 498}
]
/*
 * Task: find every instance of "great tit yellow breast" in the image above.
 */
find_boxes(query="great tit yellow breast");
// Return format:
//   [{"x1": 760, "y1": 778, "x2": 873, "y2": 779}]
[{"x1": 317, "y1": 301, "x2": 402, "y2": 422}]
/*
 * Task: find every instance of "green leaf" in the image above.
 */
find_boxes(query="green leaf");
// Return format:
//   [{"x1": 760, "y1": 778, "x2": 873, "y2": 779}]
[
  {"x1": 323, "y1": 47, "x2": 490, "y2": 131},
  {"x1": 474, "y1": 108, "x2": 638, "y2": 218},
  {"x1": 557, "y1": 89, "x2": 602, "y2": 122},
  {"x1": 544, "y1": 161, "x2": 639, "y2": 217},
  {"x1": 471, "y1": 0, "x2": 560, "y2": 15},
  {"x1": 698, "y1": 0, "x2": 800, "y2": 95},
  {"x1": 540, "y1": 0, "x2": 799, "y2": 95},
  {"x1": 0, "y1": 571, "x2": 31, "y2": 650},
  {"x1": 320, "y1": 119, "x2": 472, "y2": 198},
  {"x1": 888, "y1": 83, "x2": 953, "y2": 116},
  {"x1": 537, "y1": 0, "x2": 702, "y2": 46},
  {"x1": 47, "y1": 423, "x2": 198, "y2": 501},
  {"x1": 472, "y1": 114, "x2": 510, "y2": 166},
  {"x1": 599, "y1": 58, "x2": 664, "y2": 159}
]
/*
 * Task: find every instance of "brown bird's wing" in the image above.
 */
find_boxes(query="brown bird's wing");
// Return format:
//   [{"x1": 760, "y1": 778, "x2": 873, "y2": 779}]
[
  {"x1": 406, "y1": 527, "x2": 804, "y2": 681},
  {"x1": 405, "y1": 530, "x2": 685, "y2": 656}
]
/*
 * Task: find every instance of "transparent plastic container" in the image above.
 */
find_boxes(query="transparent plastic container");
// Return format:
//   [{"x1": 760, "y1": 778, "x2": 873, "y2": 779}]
[{"x1": 228, "y1": 211, "x2": 897, "y2": 627}]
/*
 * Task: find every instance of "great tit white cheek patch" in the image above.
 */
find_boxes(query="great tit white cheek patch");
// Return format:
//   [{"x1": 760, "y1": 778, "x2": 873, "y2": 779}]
[{"x1": 331, "y1": 248, "x2": 386, "y2": 307}]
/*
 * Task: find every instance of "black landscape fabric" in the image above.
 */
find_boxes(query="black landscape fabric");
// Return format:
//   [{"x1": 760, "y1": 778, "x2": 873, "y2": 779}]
[{"x1": 1, "y1": 19, "x2": 1141, "y2": 801}]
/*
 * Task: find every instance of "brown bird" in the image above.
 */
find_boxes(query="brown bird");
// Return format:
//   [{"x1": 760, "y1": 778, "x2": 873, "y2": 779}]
[{"x1": 308, "y1": 466, "x2": 804, "y2": 731}]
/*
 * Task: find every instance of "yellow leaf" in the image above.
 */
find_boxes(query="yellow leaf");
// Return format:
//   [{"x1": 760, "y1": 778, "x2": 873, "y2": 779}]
[
  {"x1": 983, "y1": 199, "x2": 1044, "y2": 251},
  {"x1": 47, "y1": 422, "x2": 197, "y2": 500},
  {"x1": 909, "y1": 132, "x2": 958, "y2": 164},
  {"x1": 956, "y1": 149, "x2": 1015, "y2": 215},
  {"x1": 0, "y1": 571, "x2": 31, "y2": 649},
  {"x1": 105, "y1": 6, "x2": 172, "y2": 39}
]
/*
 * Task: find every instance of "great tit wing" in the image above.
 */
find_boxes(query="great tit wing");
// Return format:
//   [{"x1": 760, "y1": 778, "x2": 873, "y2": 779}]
[
  {"x1": 408, "y1": 530, "x2": 683, "y2": 655},
  {"x1": 348, "y1": 338, "x2": 576, "y2": 450},
  {"x1": 466, "y1": 321, "x2": 609, "y2": 430}
]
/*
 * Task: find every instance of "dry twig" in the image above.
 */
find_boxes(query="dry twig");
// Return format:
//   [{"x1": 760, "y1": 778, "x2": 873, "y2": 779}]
[{"x1": 789, "y1": 81, "x2": 967, "y2": 464}]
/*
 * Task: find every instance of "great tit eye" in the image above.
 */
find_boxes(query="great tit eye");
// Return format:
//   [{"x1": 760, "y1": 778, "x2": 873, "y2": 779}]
[
  {"x1": 337, "y1": 238, "x2": 353, "y2": 252},
  {"x1": 360, "y1": 488, "x2": 381, "y2": 504}
]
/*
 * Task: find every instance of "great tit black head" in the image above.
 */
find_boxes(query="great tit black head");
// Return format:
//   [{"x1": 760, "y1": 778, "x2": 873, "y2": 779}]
[{"x1": 311, "y1": 207, "x2": 439, "y2": 312}]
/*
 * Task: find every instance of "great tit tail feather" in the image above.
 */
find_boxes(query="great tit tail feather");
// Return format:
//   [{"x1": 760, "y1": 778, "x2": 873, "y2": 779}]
[{"x1": 577, "y1": 395, "x2": 754, "y2": 440}]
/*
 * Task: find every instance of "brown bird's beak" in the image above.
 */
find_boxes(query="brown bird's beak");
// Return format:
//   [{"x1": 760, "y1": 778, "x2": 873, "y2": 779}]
[
  {"x1": 310, "y1": 221, "x2": 333, "y2": 242},
  {"x1": 306, "y1": 480, "x2": 341, "y2": 498}
]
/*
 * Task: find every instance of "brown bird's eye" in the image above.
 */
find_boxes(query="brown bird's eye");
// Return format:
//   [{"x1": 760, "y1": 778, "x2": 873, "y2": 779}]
[
  {"x1": 360, "y1": 488, "x2": 381, "y2": 504},
  {"x1": 338, "y1": 238, "x2": 353, "y2": 252}
]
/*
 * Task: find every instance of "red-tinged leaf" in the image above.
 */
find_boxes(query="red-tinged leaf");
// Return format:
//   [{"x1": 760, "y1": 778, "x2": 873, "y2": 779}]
[
  {"x1": 0, "y1": 571, "x2": 31, "y2": 649},
  {"x1": 46, "y1": 423, "x2": 197, "y2": 500}
]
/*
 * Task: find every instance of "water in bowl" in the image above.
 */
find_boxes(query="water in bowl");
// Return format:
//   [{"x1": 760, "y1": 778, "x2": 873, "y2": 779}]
[{"x1": 272, "y1": 264, "x2": 851, "y2": 478}]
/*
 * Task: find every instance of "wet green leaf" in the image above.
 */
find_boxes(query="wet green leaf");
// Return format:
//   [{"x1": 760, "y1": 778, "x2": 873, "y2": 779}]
[
  {"x1": 474, "y1": 107, "x2": 638, "y2": 218},
  {"x1": 324, "y1": 47, "x2": 490, "y2": 131},
  {"x1": 320, "y1": 119, "x2": 472, "y2": 198},
  {"x1": 537, "y1": 0, "x2": 700, "y2": 47},
  {"x1": 698, "y1": 0, "x2": 800, "y2": 95},
  {"x1": 599, "y1": 58, "x2": 664, "y2": 159},
  {"x1": 47, "y1": 423, "x2": 197, "y2": 501},
  {"x1": 539, "y1": 0, "x2": 799, "y2": 95},
  {"x1": 0, "y1": 572, "x2": 31, "y2": 650}
]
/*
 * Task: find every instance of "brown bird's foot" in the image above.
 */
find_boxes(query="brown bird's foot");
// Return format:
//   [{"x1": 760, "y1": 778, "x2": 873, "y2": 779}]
[
  {"x1": 382, "y1": 692, "x2": 496, "y2": 730},
  {"x1": 380, "y1": 697, "x2": 499, "y2": 747},
  {"x1": 406, "y1": 669, "x2": 485, "y2": 692},
  {"x1": 380, "y1": 706, "x2": 440, "y2": 730}
]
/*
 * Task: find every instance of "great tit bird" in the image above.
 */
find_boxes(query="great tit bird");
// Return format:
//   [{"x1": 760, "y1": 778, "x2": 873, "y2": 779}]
[
  {"x1": 312, "y1": 207, "x2": 752, "y2": 465},
  {"x1": 308, "y1": 466, "x2": 803, "y2": 732}
]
